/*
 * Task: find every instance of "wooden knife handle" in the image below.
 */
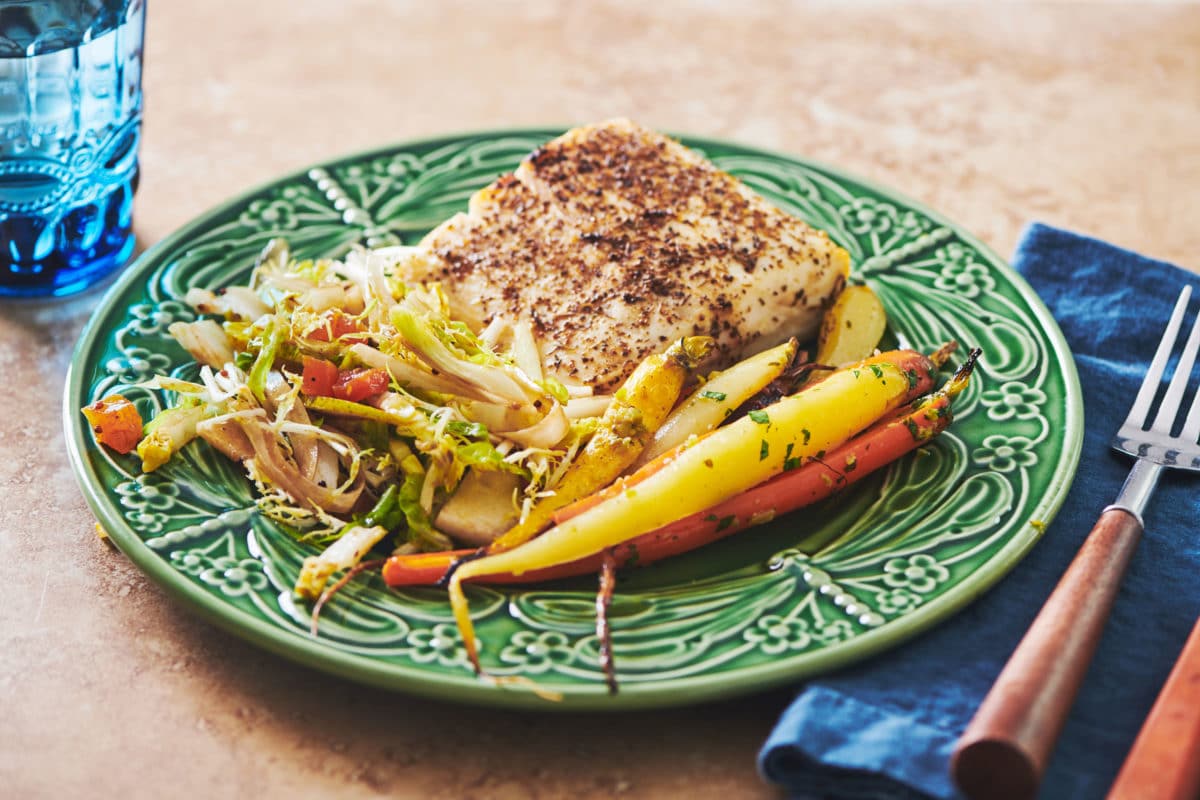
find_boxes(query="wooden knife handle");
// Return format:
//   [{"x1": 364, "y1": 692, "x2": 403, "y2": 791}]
[
  {"x1": 1106, "y1": 616, "x2": 1200, "y2": 800},
  {"x1": 951, "y1": 507, "x2": 1144, "y2": 800}
]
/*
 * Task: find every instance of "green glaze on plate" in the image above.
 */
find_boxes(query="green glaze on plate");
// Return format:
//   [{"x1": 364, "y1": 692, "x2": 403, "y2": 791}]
[{"x1": 64, "y1": 129, "x2": 1083, "y2": 710}]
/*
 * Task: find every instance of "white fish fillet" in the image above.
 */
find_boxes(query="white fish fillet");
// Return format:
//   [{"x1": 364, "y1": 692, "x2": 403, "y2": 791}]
[{"x1": 414, "y1": 119, "x2": 850, "y2": 391}]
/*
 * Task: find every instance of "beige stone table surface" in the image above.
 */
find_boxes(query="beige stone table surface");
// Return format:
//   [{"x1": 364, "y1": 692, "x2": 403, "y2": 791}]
[{"x1": 3, "y1": 2, "x2": 1199, "y2": 798}]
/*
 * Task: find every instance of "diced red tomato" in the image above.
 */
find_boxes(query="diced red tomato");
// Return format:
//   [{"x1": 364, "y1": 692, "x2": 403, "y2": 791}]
[
  {"x1": 331, "y1": 368, "x2": 390, "y2": 402},
  {"x1": 304, "y1": 311, "x2": 366, "y2": 343},
  {"x1": 81, "y1": 394, "x2": 143, "y2": 454},
  {"x1": 301, "y1": 356, "x2": 339, "y2": 397},
  {"x1": 301, "y1": 357, "x2": 389, "y2": 402}
]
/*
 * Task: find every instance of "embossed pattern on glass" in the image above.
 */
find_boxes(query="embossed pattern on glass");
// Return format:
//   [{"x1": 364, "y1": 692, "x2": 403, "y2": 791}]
[{"x1": 0, "y1": 0, "x2": 144, "y2": 297}]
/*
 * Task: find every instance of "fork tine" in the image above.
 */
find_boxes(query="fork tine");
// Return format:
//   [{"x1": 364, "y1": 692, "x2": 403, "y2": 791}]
[
  {"x1": 1128, "y1": 286, "x2": 1192, "y2": 427},
  {"x1": 1182, "y1": 370, "x2": 1200, "y2": 444},
  {"x1": 1150, "y1": 292, "x2": 1200, "y2": 434},
  {"x1": 1181, "y1": 306, "x2": 1200, "y2": 442}
]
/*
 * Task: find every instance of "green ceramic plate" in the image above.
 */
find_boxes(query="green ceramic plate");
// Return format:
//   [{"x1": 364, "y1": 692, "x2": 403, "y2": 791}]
[{"x1": 64, "y1": 128, "x2": 1082, "y2": 710}]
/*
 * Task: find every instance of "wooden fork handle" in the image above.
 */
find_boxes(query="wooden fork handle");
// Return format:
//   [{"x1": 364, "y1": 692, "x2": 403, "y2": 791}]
[
  {"x1": 1106, "y1": 616, "x2": 1200, "y2": 800},
  {"x1": 951, "y1": 507, "x2": 1144, "y2": 800}
]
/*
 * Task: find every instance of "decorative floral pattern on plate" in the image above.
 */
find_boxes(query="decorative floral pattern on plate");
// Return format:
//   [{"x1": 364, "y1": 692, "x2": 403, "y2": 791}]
[{"x1": 65, "y1": 130, "x2": 1082, "y2": 709}]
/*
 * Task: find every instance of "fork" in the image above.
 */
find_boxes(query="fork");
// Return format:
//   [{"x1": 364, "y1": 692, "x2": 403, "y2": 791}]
[{"x1": 950, "y1": 285, "x2": 1200, "y2": 800}]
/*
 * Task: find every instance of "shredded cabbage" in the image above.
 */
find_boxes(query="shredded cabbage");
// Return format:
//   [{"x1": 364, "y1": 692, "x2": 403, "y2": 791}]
[{"x1": 136, "y1": 238, "x2": 607, "y2": 596}]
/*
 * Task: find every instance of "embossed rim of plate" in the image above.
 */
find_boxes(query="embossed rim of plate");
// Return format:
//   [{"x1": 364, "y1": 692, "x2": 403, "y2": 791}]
[{"x1": 64, "y1": 127, "x2": 1083, "y2": 710}]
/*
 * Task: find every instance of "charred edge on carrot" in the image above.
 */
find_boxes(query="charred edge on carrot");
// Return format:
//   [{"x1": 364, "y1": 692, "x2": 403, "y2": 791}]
[{"x1": 435, "y1": 547, "x2": 488, "y2": 588}]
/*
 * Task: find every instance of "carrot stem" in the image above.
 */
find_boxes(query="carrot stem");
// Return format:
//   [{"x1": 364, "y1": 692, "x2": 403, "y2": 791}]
[{"x1": 596, "y1": 550, "x2": 619, "y2": 695}]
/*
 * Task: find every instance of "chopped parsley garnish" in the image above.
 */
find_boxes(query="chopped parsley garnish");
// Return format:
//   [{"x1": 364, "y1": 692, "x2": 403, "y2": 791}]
[
  {"x1": 749, "y1": 410, "x2": 770, "y2": 425},
  {"x1": 701, "y1": 390, "x2": 727, "y2": 401},
  {"x1": 759, "y1": 439, "x2": 770, "y2": 460},
  {"x1": 783, "y1": 442, "x2": 802, "y2": 471},
  {"x1": 717, "y1": 515, "x2": 736, "y2": 532},
  {"x1": 801, "y1": 428, "x2": 811, "y2": 445},
  {"x1": 869, "y1": 364, "x2": 884, "y2": 379}
]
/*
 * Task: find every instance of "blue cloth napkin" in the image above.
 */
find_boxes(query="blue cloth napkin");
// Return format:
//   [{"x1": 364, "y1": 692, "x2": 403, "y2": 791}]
[{"x1": 758, "y1": 223, "x2": 1200, "y2": 800}]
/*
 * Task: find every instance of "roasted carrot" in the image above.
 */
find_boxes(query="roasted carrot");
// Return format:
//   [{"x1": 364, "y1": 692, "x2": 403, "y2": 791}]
[
  {"x1": 447, "y1": 348, "x2": 951, "y2": 672},
  {"x1": 381, "y1": 349, "x2": 977, "y2": 588}
]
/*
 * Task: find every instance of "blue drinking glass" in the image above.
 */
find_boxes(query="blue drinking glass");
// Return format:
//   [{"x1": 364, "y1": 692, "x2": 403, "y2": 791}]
[{"x1": 0, "y1": 0, "x2": 144, "y2": 298}]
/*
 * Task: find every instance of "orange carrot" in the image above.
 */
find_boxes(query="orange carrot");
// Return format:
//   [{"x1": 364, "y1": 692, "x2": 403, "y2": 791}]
[{"x1": 382, "y1": 549, "x2": 468, "y2": 585}]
